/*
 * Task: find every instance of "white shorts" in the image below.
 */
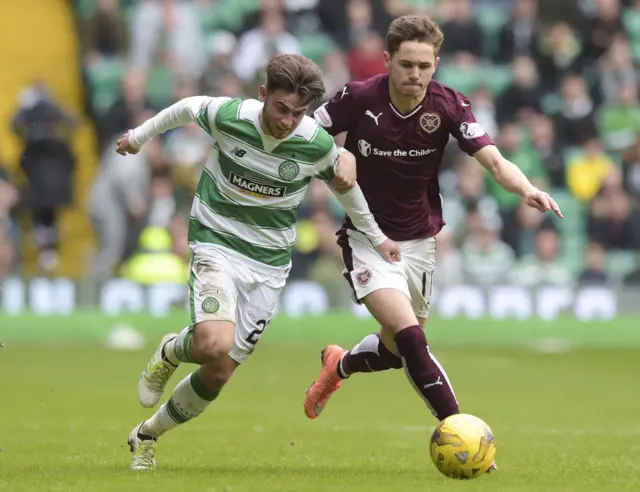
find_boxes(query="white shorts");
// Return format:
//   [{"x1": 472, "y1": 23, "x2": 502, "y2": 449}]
[
  {"x1": 188, "y1": 247, "x2": 286, "y2": 364},
  {"x1": 339, "y1": 231, "x2": 436, "y2": 319}
]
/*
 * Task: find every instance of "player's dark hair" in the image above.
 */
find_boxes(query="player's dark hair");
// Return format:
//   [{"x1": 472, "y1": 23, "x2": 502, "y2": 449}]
[
  {"x1": 386, "y1": 15, "x2": 444, "y2": 56},
  {"x1": 265, "y1": 54, "x2": 325, "y2": 105}
]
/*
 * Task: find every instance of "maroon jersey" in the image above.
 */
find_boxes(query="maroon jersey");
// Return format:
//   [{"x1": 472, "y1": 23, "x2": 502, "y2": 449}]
[{"x1": 314, "y1": 74, "x2": 494, "y2": 241}]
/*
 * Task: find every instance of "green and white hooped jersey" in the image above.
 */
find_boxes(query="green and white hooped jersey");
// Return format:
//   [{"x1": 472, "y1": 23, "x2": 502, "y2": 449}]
[{"x1": 189, "y1": 97, "x2": 338, "y2": 272}]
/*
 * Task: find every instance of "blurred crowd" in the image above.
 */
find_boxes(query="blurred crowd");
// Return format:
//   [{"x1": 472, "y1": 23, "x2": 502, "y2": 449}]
[{"x1": 1, "y1": 0, "x2": 640, "y2": 294}]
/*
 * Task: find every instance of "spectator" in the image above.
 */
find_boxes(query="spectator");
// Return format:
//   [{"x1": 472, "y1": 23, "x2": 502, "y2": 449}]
[
  {"x1": 580, "y1": 0, "x2": 625, "y2": 63},
  {"x1": 578, "y1": 242, "x2": 610, "y2": 285},
  {"x1": 232, "y1": 9, "x2": 301, "y2": 84},
  {"x1": 120, "y1": 226, "x2": 187, "y2": 285},
  {"x1": 90, "y1": 130, "x2": 160, "y2": 278},
  {"x1": 98, "y1": 70, "x2": 151, "y2": 151},
  {"x1": 129, "y1": 0, "x2": 205, "y2": 82},
  {"x1": 495, "y1": 55, "x2": 543, "y2": 125},
  {"x1": 599, "y1": 82, "x2": 640, "y2": 152},
  {"x1": 597, "y1": 34, "x2": 638, "y2": 105},
  {"x1": 498, "y1": 0, "x2": 541, "y2": 63},
  {"x1": 321, "y1": 51, "x2": 352, "y2": 101},
  {"x1": 348, "y1": 30, "x2": 387, "y2": 81},
  {"x1": 199, "y1": 31, "x2": 238, "y2": 97},
  {"x1": 514, "y1": 203, "x2": 551, "y2": 258},
  {"x1": 12, "y1": 82, "x2": 77, "y2": 272},
  {"x1": 622, "y1": 250, "x2": 640, "y2": 286},
  {"x1": 434, "y1": 228, "x2": 464, "y2": 287},
  {"x1": 147, "y1": 170, "x2": 177, "y2": 229},
  {"x1": 587, "y1": 172, "x2": 640, "y2": 250},
  {"x1": 0, "y1": 166, "x2": 19, "y2": 278},
  {"x1": 485, "y1": 121, "x2": 549, "y2": 252},
  {"x1": 528, "y1": 113, "x2": 566, "y2": 187},
  {"x1": 461, "y1": 211, "x2": 516, "y2": 286},
  {"x1": 470, "y1": 87, "x2": 498, "y2": 143},
  {"x1": 81, "y1": 0, "x2": 129, "y2": 67},
  {"x1": 164, "y1": 120, "x2": 211, "y2": 197},
  {"x1": 553, "y1": 74, "x2": 599, "y2": 147},
  {"x1": 620, "y1": 138, "x2": 640, "y2": 201},
  {"x1": 566, "y1": 137, "x2": 616, "y2": 203},
  {"x1": 439, "y1": 0, "x2": 484, "y2": 62},
  {"x1": 535, "y1": 22, "x2": 583, "y2": 94},
  {"x1": 510, "y1": 227, "x2": 572, "y2": 286}
]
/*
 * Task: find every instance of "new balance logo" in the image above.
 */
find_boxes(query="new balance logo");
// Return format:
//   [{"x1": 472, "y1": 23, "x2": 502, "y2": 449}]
[
  {"x1": 341, "y1": 86, "x2": 348, "y2": 99},
  {"x1": 230, "y1": 147, "x2": 246, "y2": 158},
  {"x1": 365, "y1": 110, "x2": 383, "y2": 125}
]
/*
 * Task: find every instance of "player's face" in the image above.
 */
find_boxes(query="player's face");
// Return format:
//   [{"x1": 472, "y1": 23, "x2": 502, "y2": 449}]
[
  {"x1": 259, "y1": 86, "x2": 310, "y2": 139},
  {"x1": 384, "y1": 41, "x2": 439, "y2": 99}
]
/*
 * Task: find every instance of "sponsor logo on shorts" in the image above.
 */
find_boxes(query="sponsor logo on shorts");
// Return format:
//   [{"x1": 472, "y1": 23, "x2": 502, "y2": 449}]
[
  {"x1": 278, "y1": 160, "x2": 299, "y2": 181},
  {"x1": 202, "y1": 297, "x2": 220, "y2": 314},
  {"x1": 229, "y1": 171, "x2": 285, "y2": 198},
  {"x1": 355, "y1": 269, "x2": 372, "y2": 286},
  {"x1": 420, "y1": 112, "x2": 441, "y2": 134}
]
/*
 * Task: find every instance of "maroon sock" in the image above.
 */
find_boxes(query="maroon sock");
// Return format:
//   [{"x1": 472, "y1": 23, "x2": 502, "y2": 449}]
[
  {"x1": 340, "y1": 334, "x2": 403, "y2": 377},
  {"x1": 394, "y1": 325, "x2": 459, "y2": 420}
]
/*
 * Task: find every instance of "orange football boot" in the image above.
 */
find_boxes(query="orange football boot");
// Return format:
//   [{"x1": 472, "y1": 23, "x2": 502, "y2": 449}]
[{"x1": 304, "y1": 345, "x2": 347, "y2": 419}]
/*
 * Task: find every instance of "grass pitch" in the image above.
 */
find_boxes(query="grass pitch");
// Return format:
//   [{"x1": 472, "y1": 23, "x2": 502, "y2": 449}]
[{"x1": 1, "y1": 318, "x2": 640, "y2": 491}]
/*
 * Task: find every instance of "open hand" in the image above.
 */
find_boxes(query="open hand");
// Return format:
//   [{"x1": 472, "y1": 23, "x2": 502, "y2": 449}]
[{"x1": 524, "y1": 188, "x2": 563, "y2": 218}]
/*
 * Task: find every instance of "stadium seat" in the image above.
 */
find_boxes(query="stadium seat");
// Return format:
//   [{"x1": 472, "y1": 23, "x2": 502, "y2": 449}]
[
  {"x1": 86, "y1": 58, "x2": 126, "y2": 115},
  {"x1": 199, "y1": 0, "x2": 247, "y2": 33},
  {"x1": 76, "y1": 0, "x2": 97, "y2": 18},
  {"x1": 605, "y1": 251, "x2": 637, "y2": 280},
  {"x1": 560, "y1": 232, "x2": 587, "y2": 275},
  {"x1": 146, "y1": 63, "x2": 175, "y2": 109},
  {"x1": 436, "y1": 63, "x2": 511, "y2": 97},
  {"x1": 623, "y1": 8, "x2": 640, "y2": 41},
  {"x1": 299, "y1": 33, "x2": 338, "y2": 66},
  {"x1": 436, "y1": 64, "x2": 483, "y2": 95},
  {"x1": 550, "y1": 188, "x2": 585, "y2": 226},
  {"x1": 475, "y1": 6, "x2": 508, "y2": 59}
]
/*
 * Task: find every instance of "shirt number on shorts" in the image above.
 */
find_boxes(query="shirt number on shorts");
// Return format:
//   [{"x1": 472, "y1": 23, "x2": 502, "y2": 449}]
[{"x1": 245, "y1": 319, "x2": 270, "y2": 345}]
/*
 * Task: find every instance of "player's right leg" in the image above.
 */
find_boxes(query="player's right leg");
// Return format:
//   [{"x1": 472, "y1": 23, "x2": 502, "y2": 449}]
[
  {"x1": 305, "y1": 234, "x2": 457, "y2": 421},
  {"x1": 130, "y1": 252, "x2": 240, "y2": 470},
  {"x1": 304, "y1": 232, "x2": 406, "y2": 419}
]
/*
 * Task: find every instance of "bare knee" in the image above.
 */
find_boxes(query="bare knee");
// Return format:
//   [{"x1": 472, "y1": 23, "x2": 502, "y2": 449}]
[
  {"x1": 363, "y1": 288, "x2": 418, "y2": 333},
  {"x1": 191, "y1": 320, "x2": 235, "y2": 364},
  {"x1": 198, "y1": 356, "x2": 238, "y2": 391}
]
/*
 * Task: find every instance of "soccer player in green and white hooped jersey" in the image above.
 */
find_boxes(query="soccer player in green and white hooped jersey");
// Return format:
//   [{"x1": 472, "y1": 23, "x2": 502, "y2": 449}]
[{"x1": 115, "y1": 54, "x2": 401, "y2": 470}]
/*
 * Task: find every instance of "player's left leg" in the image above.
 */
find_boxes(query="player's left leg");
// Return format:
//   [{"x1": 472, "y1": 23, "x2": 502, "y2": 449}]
[
  {"x1": 129, "y1": 320, "x2": 238, "y2": 470},
  {"x1": 337, "y1": 237, "x2": 436, "y2": 377}
]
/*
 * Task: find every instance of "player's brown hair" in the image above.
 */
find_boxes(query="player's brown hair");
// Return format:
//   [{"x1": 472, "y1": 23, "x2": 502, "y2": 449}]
[
  {"x1": 265, "y1": 54, "x2": 325, "y2": 105},
  {"x1": 386, "y1": 15, "x2": 444, "y2": 56}
]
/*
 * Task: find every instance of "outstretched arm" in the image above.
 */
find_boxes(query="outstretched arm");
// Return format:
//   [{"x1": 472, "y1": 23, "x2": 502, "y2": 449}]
[
  {"x1": 474, "y1": 145, "x2": 564, "y2": 218},
  {"x1": 116, "y1": 96, "x2": 226, "y2": 155}
]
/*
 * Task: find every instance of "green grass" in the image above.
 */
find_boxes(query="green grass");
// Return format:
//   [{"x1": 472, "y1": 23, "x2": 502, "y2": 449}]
[{"x1": 1, "y1": 322, "x2": 640, "y2": 491}]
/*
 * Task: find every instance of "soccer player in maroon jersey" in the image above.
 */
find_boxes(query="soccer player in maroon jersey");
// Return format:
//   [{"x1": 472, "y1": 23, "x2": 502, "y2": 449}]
[{"x1": 304, "y1": 15, "x2": 562, "y2": 430}]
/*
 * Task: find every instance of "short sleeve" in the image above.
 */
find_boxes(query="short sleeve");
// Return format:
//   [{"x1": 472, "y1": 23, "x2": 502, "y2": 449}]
[
  {"x1": 448, "y1": 95, "x2": 494, "y2": 156},
  {"x1": 313, "y1": 83, "x2": 358, "y2": 136}
]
